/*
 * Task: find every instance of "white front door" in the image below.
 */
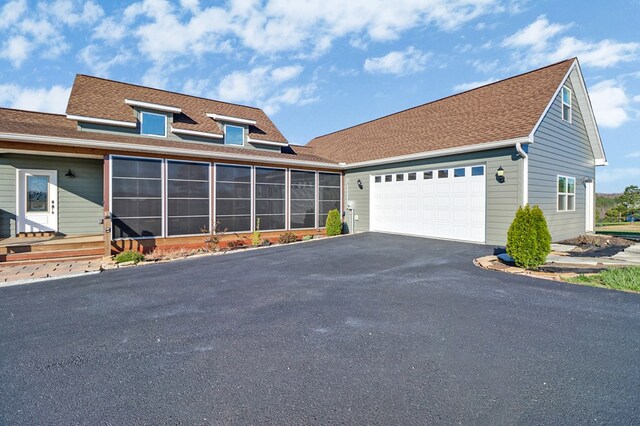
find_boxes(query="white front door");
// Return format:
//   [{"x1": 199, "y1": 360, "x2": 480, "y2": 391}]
[
  {"x1": 585, "y1": 181, "x2": 595, "y2": 233},
  {"x1": 17, "y1": 169, "x2": 58, "y2": 233}
]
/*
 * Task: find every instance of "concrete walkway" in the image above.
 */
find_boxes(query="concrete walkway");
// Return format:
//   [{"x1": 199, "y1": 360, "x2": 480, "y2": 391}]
[
  {"x1": 0, "y1": 258, "x2": 101, "y2": 287},
  {"x1": 547, "y1": 242, "x2": 640, "y2": 266}
]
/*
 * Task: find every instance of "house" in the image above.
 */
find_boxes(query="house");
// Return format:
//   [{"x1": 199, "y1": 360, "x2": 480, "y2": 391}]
[
  {"x1": 0, "y1": 57, "x2": 605, "y2": 261},
  {"x1": 308, "y1": 57, "x2": 606, "y2": 244}
]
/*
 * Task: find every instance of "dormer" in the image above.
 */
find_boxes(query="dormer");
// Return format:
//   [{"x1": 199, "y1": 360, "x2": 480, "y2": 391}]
[
  {"x1": 207, "y1": 113, "x2": 287, "y2": 148},
  {"x1": 124, "y1": 99, "x2": 180, "y2": 138}
]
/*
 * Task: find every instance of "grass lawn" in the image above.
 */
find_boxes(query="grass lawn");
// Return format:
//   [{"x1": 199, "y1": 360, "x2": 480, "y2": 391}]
[
  {"x1": 565, "y1": 267, "x2": 640, "y2": 293},
  {"x1": 596, "y1": 222, "x2": 640, "y2": 236}
]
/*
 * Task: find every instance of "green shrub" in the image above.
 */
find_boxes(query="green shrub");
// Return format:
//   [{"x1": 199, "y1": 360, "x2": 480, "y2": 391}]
[
  {"x1": 325, "y1": 209, "x2": 342, "y2": 236},
  {"x1": 278, "y1": 231, "x2": 298, "y2": 244},
  {"x1": 506, "y1": 204, "x2": 551, "y2": 269},
  {"x1": 115, "y1": 250, "x2": 145, "y2": 264},
  {"x1": 302, "y1": 235, "x2": 314, "y2": 241},
  {"x1": 251, "y1": 218, "x2": 262, "y2": 246}
]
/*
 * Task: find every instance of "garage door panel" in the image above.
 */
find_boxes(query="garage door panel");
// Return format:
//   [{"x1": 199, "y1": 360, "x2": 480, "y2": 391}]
[{"x1": 370, "y1": 165, "x2": 486, "y2": 243}]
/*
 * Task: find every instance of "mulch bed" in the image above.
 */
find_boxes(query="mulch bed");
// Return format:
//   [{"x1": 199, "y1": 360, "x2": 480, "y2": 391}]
[{"x1": 559, "y1": 234, "x2": 634, "y2": 258}]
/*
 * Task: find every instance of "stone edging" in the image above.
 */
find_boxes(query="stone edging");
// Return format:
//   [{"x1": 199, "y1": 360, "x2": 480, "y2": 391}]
[{"x1": 474, "y1": 255, "x2": 581, "y2": 282}]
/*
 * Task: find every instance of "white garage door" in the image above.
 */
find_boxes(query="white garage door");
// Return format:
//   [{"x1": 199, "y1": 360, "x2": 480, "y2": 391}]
[{"x1": 370, "y1": 165, "x2": 486, "y2": 243}]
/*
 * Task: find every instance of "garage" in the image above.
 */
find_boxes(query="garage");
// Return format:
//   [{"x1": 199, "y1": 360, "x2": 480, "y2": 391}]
[{"x1": 370, "y1": 164, "x2": 486, "y2": 243}]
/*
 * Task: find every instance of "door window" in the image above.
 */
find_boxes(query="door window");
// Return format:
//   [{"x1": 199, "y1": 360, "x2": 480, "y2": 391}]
[{"x1": 27, "y1": 175, "x2": 49, "y2": 212}]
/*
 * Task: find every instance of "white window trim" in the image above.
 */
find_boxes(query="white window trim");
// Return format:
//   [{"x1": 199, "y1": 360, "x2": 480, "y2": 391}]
[
  {"x1": 140, "y1": 111, "x2": 167, "y2": 138},
  {"x1": 224, "y1": 124, "x2": 245, "y2": 146},
  {"x1": 561, "y1": 86, "x2": 572, "y2": 123},
  {"x1": 557, "y1": 175, "x2": 576, "y2": 212}
]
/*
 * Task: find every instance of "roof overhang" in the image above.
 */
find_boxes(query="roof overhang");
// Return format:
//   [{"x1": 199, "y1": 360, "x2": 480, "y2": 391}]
[
  {"x1": 66, "y1": 114, "x2": 137, "y2": 128},
  {"x1": 528, "y1": 59, "x2": 607, "y2": 166},
  {"x1": 125, "y1": 99, "x2": 181, "y2": 114},
  {"x1": 206, "y1": 113, "x2": 257, "y2": 126},
  {"x1": 0, "y1": 132, "x2": 339, "y2": 169},
  {"x1": 247, "y1": 137, "x2": 288, "y2": 147},
  {"x1": 170, "y1": 126, "x2": 223, "y2": 139},
  {"x1": 341, "y1": 137, "x2": 530, "y2": 170}
]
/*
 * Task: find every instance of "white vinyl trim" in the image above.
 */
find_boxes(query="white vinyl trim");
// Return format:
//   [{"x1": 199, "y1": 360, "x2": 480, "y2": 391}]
[
  {"x1": 342, "y1": 137, "x2": 530, "y2": 169},
  {"x1": 170, "y1": 127, "x2": 223, "y2": 139},
  {"x1": 247, "y1": 137, "x2": 288, "y2": 147},
  {"x1": 206, "y1": 113, "x2": 257, "y2": 126},
  {"x1": 66, "y1": 114, "x2": 137, "y2": 128},
  {"x1": 125, "y1": 99, "x2": 181, "y2": 114}
]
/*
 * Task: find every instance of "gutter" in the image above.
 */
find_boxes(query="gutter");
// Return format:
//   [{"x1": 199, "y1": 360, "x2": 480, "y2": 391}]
[{"x1": 515, "y1": 141, "x2": 529, "y2": 206}]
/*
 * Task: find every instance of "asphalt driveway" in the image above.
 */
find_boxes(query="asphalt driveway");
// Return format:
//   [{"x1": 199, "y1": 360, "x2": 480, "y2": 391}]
[{"x1": 1, "y1": 233, "x2": 639, "y2": 424}]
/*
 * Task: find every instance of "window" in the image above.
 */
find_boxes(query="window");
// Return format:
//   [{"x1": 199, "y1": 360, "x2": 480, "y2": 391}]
[
  {"x1": 140, "y1": 112, "x2": 167, "y2": 137},
  {"x1": 319, "y1": 173, "x2": 341, "y2": 227},
  {"x1": 167, "y1": 161, "x2": 210, "y2": 236},
  {"x1": 424, "y1": 171, "x2": 433, "y2": 180},
  {"x1": 396, "y1": 174, "x2": 404, "y2": 182},
  {"x1": 471, "y1": 166, "x2": 484, "y2": 176},
  {"x1": 562, "y1": 86, "x2": 572, "y2": 123},
  {"x1": 216, "y1": 165, "x2": 251, "y2": 232},
  {"x1": 557, "y1": 175, "x2": 576, "y2": 211},
  {"x1": 375, "y1": 176, "x2": 382, "y2": 183},
  {"x1": 111, "y1": 157, "x2": 163, "y2": 238},
  {"x1": 408, "y1": 172, "x2": 416, "y2": 181},
  {"x1": 290, "y1": 170, "x2": 316, "y2": 229},
  {"x1": 385, "y1": 175, "x2": 392, "y2": 182},
  {"x1": 255, "y1": 167, "x2": 286, "y2": 231},
  {"x1": 225, "y1": 124, "x2": 244, "y2": 146},
  {"x1": 26, "y1": 175, "x2": 49, "y2": 212},
  {"x1": 454, "y1": 168, "x2": 465, "y2": 177},
  {"x1": 438, "y1": 169, "x2": 449, "y2": 179}
]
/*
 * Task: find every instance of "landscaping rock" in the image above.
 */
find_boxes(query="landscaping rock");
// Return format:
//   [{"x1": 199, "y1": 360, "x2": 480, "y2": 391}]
[
  {"x1": 551, "y1": 243, "x2": 577, "y2": 252},
  {"x1": 497, "y1": 253, "x2": 514, "y2": 263}
]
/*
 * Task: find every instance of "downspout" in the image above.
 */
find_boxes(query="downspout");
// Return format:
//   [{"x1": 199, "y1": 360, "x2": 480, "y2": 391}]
[{"x1": 516, "y1": 142, "x2": 528, "y2": 206}]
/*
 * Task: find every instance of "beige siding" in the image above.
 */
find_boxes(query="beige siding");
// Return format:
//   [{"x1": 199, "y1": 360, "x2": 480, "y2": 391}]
[
  {"x1": 529, "y1": 68, "x2": 596, "y2": 242},
  {"x1": 343, "y1": 147, "x2": 521, "y2": 245},
  {"x1": 0, "y1": 154, "x2": 103, "y2": 237}
]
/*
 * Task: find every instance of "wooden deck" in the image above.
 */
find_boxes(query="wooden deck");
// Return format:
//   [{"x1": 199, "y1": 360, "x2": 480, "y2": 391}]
[{"x1": 0, "y1": 234, "x2": 104, "y2": 263}]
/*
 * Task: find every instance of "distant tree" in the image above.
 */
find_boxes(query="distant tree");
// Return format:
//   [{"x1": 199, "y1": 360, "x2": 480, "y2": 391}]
[{"x1": 619, "y1": 185, "x2": 640, "y2": 217}]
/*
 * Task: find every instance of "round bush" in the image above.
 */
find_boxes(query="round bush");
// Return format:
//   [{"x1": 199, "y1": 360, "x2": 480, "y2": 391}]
[
  {"x1": 506, "y1": 204, "x2": 551, "y2": 270},
  {"x1": 325, "y1": 209, "x2": 342, "y2": 236}
]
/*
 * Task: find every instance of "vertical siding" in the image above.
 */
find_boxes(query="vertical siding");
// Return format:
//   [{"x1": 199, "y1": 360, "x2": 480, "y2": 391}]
[
  {"x1": 0, "y1": 154, "x2": 103, "y2": 237},
  {"x1": 343, "y1": 147, "x2": 520, "y2": 245},
  {"x1": 529, "y1": 68, "x2": 596, "y2": 242}
]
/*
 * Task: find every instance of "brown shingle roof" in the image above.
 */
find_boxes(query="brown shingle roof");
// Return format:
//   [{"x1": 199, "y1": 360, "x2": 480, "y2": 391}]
[
  {"x1": 306, "y1": 59, "x2": 575, "y2": 164},
  {"x1": 0, "y1": 108, "x2": 334, "y2": 164},
  {"x1": 66, "y1": 74, "x2": 288, "y2": 143}
]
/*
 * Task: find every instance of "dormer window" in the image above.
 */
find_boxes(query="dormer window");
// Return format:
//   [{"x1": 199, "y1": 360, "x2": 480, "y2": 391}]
[
  {"x1": 140, "y1": 111, "x2": 167, "y2": 137},
  {"x1": 224, "y1": 124, "x2": 244, "y2": 146},
  {"x1": 561, "y1": 86, "x2": 572, "y2": 123}
]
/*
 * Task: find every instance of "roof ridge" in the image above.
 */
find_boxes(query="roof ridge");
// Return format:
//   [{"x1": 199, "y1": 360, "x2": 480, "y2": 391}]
[
  {"x1": 309, "y1": 58, "x2": 576, "y2": 142},
  {"x1": 0, "y1": 106, "x2": 66, "y2": 117},
  {"x1": 75, "y1": 74, "x2": 264, "y2": 112}
]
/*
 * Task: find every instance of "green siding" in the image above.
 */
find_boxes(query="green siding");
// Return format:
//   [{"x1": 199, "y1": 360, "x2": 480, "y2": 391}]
[
  {"x1": 529, "y1": 68, "x2": 596, "y2": 242},
  {"x1": 343, "y1": 147, "x2": 521, "y2": 245},
  {"x1": 0, "y1": 154, "x2": 103, "y2": 237}
]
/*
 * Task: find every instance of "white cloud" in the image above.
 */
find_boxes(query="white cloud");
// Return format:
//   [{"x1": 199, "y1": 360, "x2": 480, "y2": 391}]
[
  {"x1": 1, "y1": 35, "x2": 32, "y2": 67},
  {"x1": 271, "y1": 65, "x2": 303, "y2": 83},
  {"x1": 503, "y1": 16, "x2": 639, "y2": 68},
  {"x1": 598, "y1": 167, "x2": 640, "y2": 184},
  {"x1": 78, "y1": 45, "x2": 132, "y2": 77},
  {"x1": 45, "y1": 0, "x2": 105, "y2": 26},
  {"x1": 216, "y1": 65, "x2": 316, "y2": 115},
  {"x1": 0, "y1": 84, "x2": 71, "y2": 114},
  {"x1": 502, "y1": 15, "x2": 570, "y2": 51},
  {"x1": 634, "y1": 95, "x2": 640, "y2": 103},
  {"x1": 0, "y1": 0, "x2": 27, "y2": 29},
  {"x1": 469, "y1": 59, "x2": 498, "y2": 73},
  {"x1": 453, "y1": 78, "x2": 497, "y2": 91},
  {"x1": 627, "y1": 152, "x2": 640, "y2": 158},
  {"x1": 92, "y1": 17, "x2": 128, "y2": 42},
  {"x1": 590, "y1": 80, "x2": 631, "y2": 128},
  {"x1": 364, "y1": 47, "x2": 429, "y2": 76}
]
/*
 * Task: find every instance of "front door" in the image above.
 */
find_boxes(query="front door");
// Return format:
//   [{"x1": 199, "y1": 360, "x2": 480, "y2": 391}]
[{"x1": 17, "y1": 169, "x2": 58, "y2": 233}]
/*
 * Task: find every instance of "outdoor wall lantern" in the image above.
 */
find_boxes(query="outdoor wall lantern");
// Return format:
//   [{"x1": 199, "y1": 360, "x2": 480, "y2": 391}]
[
  {"x1": 356, "y1": 179, "x2": 363, "y2": 189},
  {"x1": 496, "y1": 166, "x2": 505, "y2": 183},
  {"x1": 65, "y1": 169, "x2": 76, "y2": 178},
  {"x1": 582, "y1": 177, "x2": 594, "y2": 185}
]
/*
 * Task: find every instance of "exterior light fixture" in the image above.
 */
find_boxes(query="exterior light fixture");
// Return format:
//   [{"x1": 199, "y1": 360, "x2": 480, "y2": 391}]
[
  {"x1": 496, "y1": 166, "x2": 505, "y2": 183},
  {"x1": 356, "y1": 179, "x2": 363, "y2": 189},
  {"x1": 65, "y1": 169, "x2": 76, "y2": 178}
]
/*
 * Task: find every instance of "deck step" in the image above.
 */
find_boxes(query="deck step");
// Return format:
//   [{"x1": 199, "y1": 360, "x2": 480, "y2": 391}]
[
  {"x1": 0, "y1": 247, "x2": 104, "y2": 263},
  {"x1": 0, "y1": 254, "x2": 103, "y2": 268},
  {"x1": 16, "y1": 232, "x2": 56, "y2": 238},
  {"x1": 0, "y1": 241, "x2": 103, "y2": 255}
]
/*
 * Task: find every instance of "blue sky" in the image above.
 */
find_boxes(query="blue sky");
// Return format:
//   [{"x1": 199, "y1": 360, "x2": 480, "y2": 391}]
[{"x1": 0, "y1": 0, "x2": 638, "y2": 193}]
